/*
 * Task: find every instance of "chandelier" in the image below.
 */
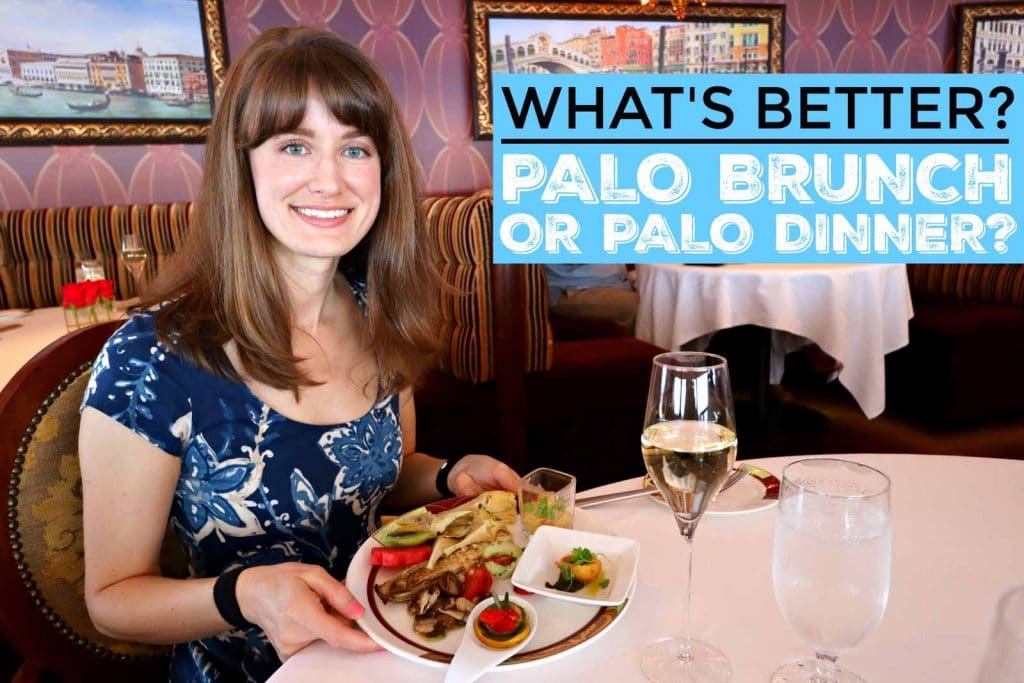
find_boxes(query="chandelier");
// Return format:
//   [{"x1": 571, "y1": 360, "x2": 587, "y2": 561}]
[{"x1": 639, "y1": 0, "x2": 708, "y2": 21}]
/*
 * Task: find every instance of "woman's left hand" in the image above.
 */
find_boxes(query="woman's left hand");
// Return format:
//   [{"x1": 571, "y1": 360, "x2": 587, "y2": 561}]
[{"x1": 447, "y1": 455, "x2": 519, "y2": 496}]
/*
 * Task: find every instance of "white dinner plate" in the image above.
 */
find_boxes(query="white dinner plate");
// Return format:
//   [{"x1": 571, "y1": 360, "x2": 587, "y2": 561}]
[
  {"x1": 0, "y1": 309, "x2": 29, "y2": 323},
  {"x1": 510, "y1": 525, "x2": 638, "y2": 606},
  {"x1": 644, "y1": 465, "x2": 780, "y2": 515},
  {"x1": 346, "y1": 506, "x2": 635, "y2": 670}
]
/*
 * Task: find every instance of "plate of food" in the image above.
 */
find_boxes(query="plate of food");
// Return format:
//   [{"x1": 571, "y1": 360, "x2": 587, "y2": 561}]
[
  {"x1": 643, "y1": 465, "x2": 780, "y2": 515},
  {"x1": 346, "y1": 491, "x2": 635, "y2": 670},
  {"x1": 510, "y1": 526, "x2": 638, "y2": 607}
]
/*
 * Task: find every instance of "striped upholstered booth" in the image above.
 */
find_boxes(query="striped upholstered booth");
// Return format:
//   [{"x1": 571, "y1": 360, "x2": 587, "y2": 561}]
[
  {"x1": 423, "y1": 190, "x2": 552, "y2": 384},
  {"x1": 887, "y1": 264, "x2": 1024, "y2": 424},
  {"x1": 0, "y1": 203, "x2": 192, "y2": 310}
]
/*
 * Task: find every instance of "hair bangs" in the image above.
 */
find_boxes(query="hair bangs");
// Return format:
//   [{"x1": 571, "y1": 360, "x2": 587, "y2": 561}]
[
  {"x1": 236, "y1": 54, "x2": 313, "y2": 149},
  {"x1": 310, "y1": 54, "x2": 391, "y2": 155}
]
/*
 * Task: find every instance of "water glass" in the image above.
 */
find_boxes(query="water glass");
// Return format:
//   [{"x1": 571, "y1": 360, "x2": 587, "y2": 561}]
[
  {"x1": 771, "y1": 458, "x2": 892, "y2": 683},
  {"x1": 978, "y1": 584, "x2": 1024, "y2": 682},
  {"x1": 75, "y1": 258, "x2": 105, "y2": 282}
]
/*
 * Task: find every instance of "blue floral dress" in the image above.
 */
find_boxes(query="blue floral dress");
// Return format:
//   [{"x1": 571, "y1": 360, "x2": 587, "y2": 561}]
[{"x1": 81, "y1": 279, "x2": 403, "y2": 682}]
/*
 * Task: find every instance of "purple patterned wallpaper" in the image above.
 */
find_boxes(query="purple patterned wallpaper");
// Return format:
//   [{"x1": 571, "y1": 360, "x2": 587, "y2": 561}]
[{"x1": 0, "y1": 0, "x2": 996, "y2": 210}]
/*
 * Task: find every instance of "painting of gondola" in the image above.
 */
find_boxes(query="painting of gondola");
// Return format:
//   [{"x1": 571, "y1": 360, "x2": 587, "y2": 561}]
[
  {"x1": 468, "y1": 1, "x2": 784, "y2": 139},
  {"x1": 0, "y1": 0, "x2": 227, "y2": 144}
]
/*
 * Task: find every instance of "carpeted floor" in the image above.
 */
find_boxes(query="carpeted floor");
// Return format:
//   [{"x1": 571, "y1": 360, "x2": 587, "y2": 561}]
[
  {"x1": 728, "y1": 345, "x2": 1024, "y2": 462},
  {"x1": 759, "y1": 379, "x2": 1024, "y2": 461}
]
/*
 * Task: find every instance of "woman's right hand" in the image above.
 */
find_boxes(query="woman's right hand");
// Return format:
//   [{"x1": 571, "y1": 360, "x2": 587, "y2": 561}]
[{"x1": 235, "y1": 562, "x2": 379, "y2": 660}]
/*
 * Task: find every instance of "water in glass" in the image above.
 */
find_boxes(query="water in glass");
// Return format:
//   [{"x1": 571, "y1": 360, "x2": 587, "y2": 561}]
[{"x1": 771, "y1": 458, "x2": 892, "y2": 683}]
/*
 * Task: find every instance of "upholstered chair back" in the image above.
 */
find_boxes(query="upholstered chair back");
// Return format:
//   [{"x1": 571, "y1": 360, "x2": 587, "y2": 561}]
[
  {"x1": 424, "y1": 189, "x2": 553, "y2": 383},
  {"x1": 907, "y1": 264, "x2": 1024, "y2": 307},
  {"x1": 0, "y1": 320, "x2": 186, "y2": 682}
]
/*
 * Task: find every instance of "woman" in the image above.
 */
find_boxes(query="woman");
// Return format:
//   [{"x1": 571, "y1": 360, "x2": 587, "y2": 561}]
[{"x1": 79, "y1": 27, "x2": 518, "y2": 682}]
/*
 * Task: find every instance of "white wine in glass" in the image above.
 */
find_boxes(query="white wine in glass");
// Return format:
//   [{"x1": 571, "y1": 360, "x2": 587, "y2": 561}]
[
  {"x1": 771, "y1": 458, "x2": 892, "y2": 683},
  {"x1": 640, "y1": 351, "x2": 736, "y2": 683},
  {"x1": 120, "y1": 233, "x2": 149, "y2": 293}
]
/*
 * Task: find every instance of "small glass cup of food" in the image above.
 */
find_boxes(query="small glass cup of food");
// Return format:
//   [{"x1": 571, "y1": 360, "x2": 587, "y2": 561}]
[{"x1": 518, "y1": 467, "x2": 576, "y2": 536}]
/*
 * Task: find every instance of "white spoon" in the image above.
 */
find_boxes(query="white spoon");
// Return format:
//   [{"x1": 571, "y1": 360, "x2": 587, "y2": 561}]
[{"x1": 444, "y1": 596, "x2": 538, "y2": 683}]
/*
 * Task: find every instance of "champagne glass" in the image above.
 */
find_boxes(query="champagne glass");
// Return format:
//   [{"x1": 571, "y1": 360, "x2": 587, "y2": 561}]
[
  {"x1": 640, "y1": 351, "x2": 736, "y2": 682},
  {"x1": 120, "y1": 233, "x2": 149, "y2": 294},
  {"x1": 771, "y1": 458, "x2": 892, "y2": 683}
]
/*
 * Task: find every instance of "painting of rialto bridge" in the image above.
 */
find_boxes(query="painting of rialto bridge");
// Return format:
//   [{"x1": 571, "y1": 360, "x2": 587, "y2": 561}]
[{"x1": 488, "y1": 18, "x2": 771, "y2": 75}]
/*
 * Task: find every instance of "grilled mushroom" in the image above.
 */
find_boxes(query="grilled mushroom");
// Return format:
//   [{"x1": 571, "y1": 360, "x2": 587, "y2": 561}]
[
  {"x1": 414, "y1": 587, "x2": 440, "y2": 616},
  {"x1": 413, "y1": 616, "x2": 439, "y2": 636},
  {"x1": 434, "y1": 612, "x2": 461, "y2": 632},
  {"x1": 438, "y1": 571, "x2": 462, "y2": 597},
  {"x1": 438, "y1": 607, "x2": 468, "y2": 622}
]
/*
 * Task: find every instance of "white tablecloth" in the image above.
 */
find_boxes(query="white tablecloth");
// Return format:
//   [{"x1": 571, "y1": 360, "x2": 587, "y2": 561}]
[
  {"x1": 270, "y1": 453, "x2": 1024, "y2": 683},
  {"x1": 0, "y1": 305, "x2": 135, "y2": 391},
  {"x1": 634, "y1": 264, "x2": 914, "y2": 418},
  {"x1": 0, "y1": 307, "x2": 75, "y2": 390}
]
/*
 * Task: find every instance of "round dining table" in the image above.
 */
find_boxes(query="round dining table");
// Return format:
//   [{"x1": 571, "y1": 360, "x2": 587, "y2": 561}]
[
  {"x1": 0, "y1": 306, "x2": 76, "y2": 390},
  {"x1": 268, "y1": 453, "x2": 1024, "y2": 683}
]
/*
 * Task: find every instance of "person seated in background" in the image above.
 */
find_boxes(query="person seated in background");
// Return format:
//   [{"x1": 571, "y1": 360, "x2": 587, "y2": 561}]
[
  {"x1": 77, "y1": 27, "x2": 517, "y2": 683},
  {"x1": 546, "y1": 263, "x2": 639, "y2": 334}
]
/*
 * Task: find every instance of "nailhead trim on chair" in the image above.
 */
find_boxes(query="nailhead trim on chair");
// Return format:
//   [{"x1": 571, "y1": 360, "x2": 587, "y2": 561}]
[{"x1": 7, "y1": 360, "x2": 165, "y2": 663}]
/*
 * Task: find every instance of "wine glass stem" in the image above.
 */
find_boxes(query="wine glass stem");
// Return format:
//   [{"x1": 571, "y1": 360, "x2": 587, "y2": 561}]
[
  {"x1": 815, "y1": 651, "x2": 839, "y2": 682},
  {"x1": 678, "y1": 531, "x2": 696, "y2": 662}
]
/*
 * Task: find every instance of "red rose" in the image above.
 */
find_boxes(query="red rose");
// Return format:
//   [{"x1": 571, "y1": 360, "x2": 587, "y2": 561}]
[
  {"x1": 62, "y1": 282, "x2": 88, "y2": 308},
  {"x1": 96, "y1": 278, "x2": 114, "y2": 300},
  {"x1": 81, "y1": 280, "x2": 100, "y2": 306}
]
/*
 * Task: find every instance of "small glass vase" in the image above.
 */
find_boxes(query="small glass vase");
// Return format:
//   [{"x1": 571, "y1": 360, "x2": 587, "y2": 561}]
[{"x1": 62, "y1": 280, "x2": 117, "y2": 332}]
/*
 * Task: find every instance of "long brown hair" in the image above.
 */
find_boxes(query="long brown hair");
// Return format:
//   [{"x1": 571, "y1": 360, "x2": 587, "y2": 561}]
[{"x1": 141, "y1": 27, "x2": 438, "y2": 396}]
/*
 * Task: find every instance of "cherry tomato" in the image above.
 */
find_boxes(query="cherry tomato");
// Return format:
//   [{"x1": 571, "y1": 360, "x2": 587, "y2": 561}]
[
  {"x1": 478, "y1": 604, "x2": 522, "y2": 634},
  {"x1": 370, "y1": 544, "x2": 432, "y2": 567},
  {"x1": 462, "y1": 565, "x2": 494, "y2": 600}
]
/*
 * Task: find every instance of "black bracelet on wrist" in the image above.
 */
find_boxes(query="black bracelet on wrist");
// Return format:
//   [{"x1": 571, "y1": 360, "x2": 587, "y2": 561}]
[
  {"x1": 213, "y1": 566, "x2": 256, "y2": 630},
  {"x1": 435, "y1": 458, "x2": 456, "y2": 498}
]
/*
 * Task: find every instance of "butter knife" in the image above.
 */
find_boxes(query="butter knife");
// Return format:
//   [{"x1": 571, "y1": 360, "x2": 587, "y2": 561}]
[
  {"x1": 575, "y1": 488, "x2": 653, "y2": 508},
  {"x1": 575, "y1": 464, "x2": 753, "y2": 508}
]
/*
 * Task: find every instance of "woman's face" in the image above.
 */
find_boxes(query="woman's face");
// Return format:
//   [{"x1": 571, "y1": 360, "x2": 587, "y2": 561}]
[{"x1": 248, "y1": 90, "x2": 381, "y2": 268}]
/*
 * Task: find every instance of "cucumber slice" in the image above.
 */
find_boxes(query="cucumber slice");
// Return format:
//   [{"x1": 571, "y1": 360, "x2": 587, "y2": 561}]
[{"x1": 373, "y1": 507, "x2": 437, "y2": 547}]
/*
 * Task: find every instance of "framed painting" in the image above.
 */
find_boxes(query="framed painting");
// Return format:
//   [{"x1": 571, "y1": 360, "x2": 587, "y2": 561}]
[
  {"x1": 957, "y1": 2, "x2": 1024, "y2": 73},
  {"x1": 468, "y1": 1, "x2": 785, "y2": 139},
  {"x1": 0, "y1": 0, "x2": 227, "y2": 145}
]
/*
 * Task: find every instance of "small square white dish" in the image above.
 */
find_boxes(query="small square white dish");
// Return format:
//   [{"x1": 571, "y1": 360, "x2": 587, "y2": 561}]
[{"x1": 510, "y1": 525, "x2": 638, "y2": 606}]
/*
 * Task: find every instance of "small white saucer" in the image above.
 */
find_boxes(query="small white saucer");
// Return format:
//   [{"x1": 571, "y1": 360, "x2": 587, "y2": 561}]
[
  {"x1": 708, "y1": 465, "x2": 780, "y2": 514},
  {"x1": 511, "y1": 525, "x2": 638, "y2": 606},
  {"x1": 644, "y1": 466, "x2": 781, "y2": 515},
  {"x1": 0, "y1": 309, "x2": 29, "y2": 323}
]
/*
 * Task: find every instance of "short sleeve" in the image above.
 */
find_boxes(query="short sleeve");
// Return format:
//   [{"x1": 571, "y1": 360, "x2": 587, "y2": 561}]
[{"x1": 81, "y1": 313, "x2": 192, "y2": 457}]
